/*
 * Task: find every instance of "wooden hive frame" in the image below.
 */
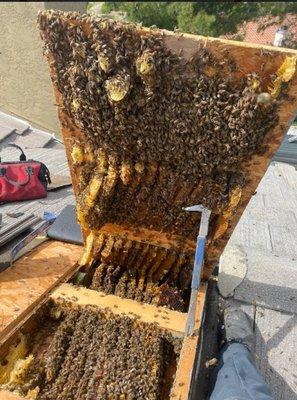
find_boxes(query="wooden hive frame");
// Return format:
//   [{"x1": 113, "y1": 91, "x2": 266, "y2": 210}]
[
  {"x1": 38, "y1": 12, "x2": 297, "y2": 279},
  {"x1": 0, "y1": 271, "x2": 206, "y2": 400}
]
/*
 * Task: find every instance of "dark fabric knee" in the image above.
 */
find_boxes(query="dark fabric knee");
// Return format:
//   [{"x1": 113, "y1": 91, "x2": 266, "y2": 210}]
[{"x1": 209, "y1": 342, "x2": 273, "y2": 400}]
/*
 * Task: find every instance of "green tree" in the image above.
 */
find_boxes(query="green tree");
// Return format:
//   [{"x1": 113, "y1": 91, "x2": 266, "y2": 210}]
[
  {"x1": 101, "y1": 2, "x2": 177, "y2": 29},
  {"x1": 167, "y1": 3, "x2": 217, "y2": 36},
  {"x1": 96, "y1": 2, "x2": 297, "y2": 37}
]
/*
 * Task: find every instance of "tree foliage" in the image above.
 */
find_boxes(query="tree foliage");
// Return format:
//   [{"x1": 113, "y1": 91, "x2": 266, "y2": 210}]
[{"x1": 98, "y1": 2, "x2": 297, "y2": 37}]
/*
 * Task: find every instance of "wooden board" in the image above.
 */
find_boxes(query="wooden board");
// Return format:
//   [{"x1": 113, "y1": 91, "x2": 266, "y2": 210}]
[
  {"x1": 98, "y1": 223, "x2": 196, "y2": 252},
  {"x1": 171, "y1": 283, "x2": 207, "y2": 399},
  {"x1": 0, "y1": 241, "x2": 83, "y2": 344},
  {"x1": 51, "y1": 283, "x2": 187, "y2": 337},
  {"x1": 38, "y1": 11, "x2": 297, "y2": 280},
  {"x1": 0, "y1": 390, "x2": 23, "y2": 400}
]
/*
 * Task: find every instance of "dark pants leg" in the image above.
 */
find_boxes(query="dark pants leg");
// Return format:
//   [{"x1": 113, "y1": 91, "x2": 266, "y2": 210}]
[{"x1": 210, "y1": 342, "x2": 273, "y2": 400}]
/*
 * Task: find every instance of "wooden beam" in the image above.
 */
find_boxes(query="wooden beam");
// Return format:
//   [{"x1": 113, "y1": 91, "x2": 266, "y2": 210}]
[
  {"x1": 51, "y1": 283, "x2": 187, "y2": 337},
  {"x1": 98, "y1": 223, "x2": 196, "y2": 252},
  {"x1": 0, "y1": 241, "x2": 83, "y2": 345},
  {"x1": 171, "y1": 283, "x2": 207, "y2": 399}
]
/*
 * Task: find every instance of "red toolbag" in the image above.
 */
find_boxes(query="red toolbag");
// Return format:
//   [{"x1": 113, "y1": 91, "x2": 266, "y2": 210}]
[{"x1": 0, "y1": 144, "x2": 51, "y2": 203}]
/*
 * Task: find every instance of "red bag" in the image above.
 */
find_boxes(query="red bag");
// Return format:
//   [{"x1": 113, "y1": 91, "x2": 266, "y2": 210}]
[{"x1": 0, "y1": 144, "x2": 51, "y2": 203}]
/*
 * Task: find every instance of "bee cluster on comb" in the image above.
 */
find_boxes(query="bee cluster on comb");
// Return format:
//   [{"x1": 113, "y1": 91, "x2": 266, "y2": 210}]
[
  {"x1": 38, "y1": 10, "x2": 278, "y2": 240},
  {"x1": 3, "y1": 306, "x2": 181, "y2": 400},
  {"x1": 89, "y1": 233, "x2": 193, "y2": 311}
]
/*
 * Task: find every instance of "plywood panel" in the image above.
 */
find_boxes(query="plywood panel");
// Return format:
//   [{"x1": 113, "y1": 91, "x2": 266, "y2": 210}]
[
  {"x1": 0, "y1": 390, "x2": 23, "y2": 400},
  {"x1": 0, "y1": 241, "x2": 82, "y2": 343},
  {"x1": 52, "y1": 283, "x2": 187, "y2": 336}
]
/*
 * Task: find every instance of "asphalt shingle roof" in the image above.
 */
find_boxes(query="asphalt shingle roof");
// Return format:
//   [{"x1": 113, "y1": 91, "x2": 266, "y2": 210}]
[
  {"x1": 223, "y1": 13, "x2": 297, "y2": 47},
  {"x1": 0, "y1": 110, "x2": 75, "y2": 220}
]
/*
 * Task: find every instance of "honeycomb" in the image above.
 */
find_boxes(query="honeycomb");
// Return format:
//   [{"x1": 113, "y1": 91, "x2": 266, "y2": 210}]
[
  {"x1": 3, "y1": 306, "x2": 181, "y2": 400},
  {"x1": 38, "y1": 11, "x2": 278, "y2": 241},
  {"x1": 89, "y1": 233, "x2": 193, "y2": 311}
]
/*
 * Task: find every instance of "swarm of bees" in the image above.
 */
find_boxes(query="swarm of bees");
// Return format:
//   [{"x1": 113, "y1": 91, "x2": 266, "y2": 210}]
[
  {"x1": 91, "y1": 261, "x2": 189, "y2": 312},
  {"x1": 8, "y1": 306, "x2": 181, "y2": 400},
  {"x1": 38, "y1": 11, "x2": 279, "y2": 239},
  {"x1": 89, "y1": 233, "x2": 193, "y2": 311}
]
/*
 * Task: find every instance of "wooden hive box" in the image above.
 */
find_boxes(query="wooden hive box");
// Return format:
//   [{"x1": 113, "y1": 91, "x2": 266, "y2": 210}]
[
  {"x1": 1, "y1": 10, "x2": 297, "y2": 400},
  {"x1": 37, "y1": 11, "x2": 297, "y2": 280}
]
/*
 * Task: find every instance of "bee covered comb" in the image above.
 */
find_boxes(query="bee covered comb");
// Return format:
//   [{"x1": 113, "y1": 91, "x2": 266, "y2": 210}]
[{"x1": 38, "y1": 11, "x2": 297, "y2": 281}]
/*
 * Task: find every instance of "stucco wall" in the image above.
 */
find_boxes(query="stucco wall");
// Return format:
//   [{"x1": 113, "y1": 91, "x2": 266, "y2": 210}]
[{"x1": 0, "y1": 2, "x2": 87, "y2": 135}]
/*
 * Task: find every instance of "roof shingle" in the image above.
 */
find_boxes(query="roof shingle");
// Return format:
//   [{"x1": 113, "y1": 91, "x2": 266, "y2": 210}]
[{"x1": 0, "y1": 110, "x2": 74, "y2": 219}]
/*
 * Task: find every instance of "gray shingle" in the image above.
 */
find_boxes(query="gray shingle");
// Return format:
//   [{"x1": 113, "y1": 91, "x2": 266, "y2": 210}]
[
  {"x1": 223, "y1": 247, "x2": 297, "y2": 313},
  {"x1": 228, "y1": 219, "x2": 273, "y2": 253},
  {"x1": 0, "y1": 186, "x2": 75, "y2": 217},
  {"x1": 0, "y1": 111, "x2": 75, "y2": 251},
  {"x1": 8, "y1": 129, "x2": 52, "y2": 149},
  {"x1": 0, "y1": 111, "x2": 29, "y2": 135},
  {"x1": 254, "y1": 307, "x2": 297, "y2": 400},
  {"x1": 0, "y1": 129, "x2": 54, "y2": 149},
  {"x1": 0, "y1": 147, "x2": 69, "y2": 171},
  {"x1": 269, "y1": 224, "x2": 297, "y2": 257},
  {"x1": 227, "y1": 162, "x2": 297, "y2": 257},
  {"x1": 44, "y1": 139, "x2": 64, "y2": 149},
  {"x1": 0, "y1": 126, "x2": 14, "y2": 143}
]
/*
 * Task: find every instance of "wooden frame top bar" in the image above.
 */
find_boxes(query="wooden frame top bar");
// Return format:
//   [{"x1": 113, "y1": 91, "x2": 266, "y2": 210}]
[{"x1": 51, "y1": 283, "x2": 187, "y2": 337}]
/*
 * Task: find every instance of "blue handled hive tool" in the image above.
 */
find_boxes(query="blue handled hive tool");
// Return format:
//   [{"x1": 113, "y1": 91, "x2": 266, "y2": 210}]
[{"x1": 183, "y1": 204, "x2": 211, "y2": 336}]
